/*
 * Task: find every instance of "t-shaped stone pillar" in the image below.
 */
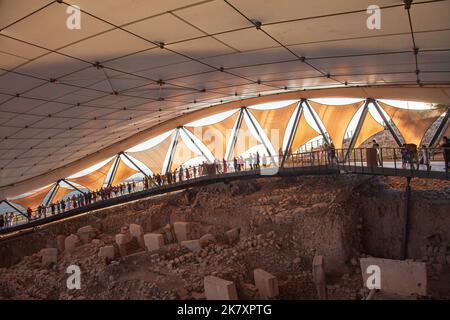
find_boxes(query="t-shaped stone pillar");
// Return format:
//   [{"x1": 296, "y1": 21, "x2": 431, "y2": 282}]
[
  {"x1": 129, "y1": 223, "x2": 145, "y2": 249},
  {"x1": 115, "y1": 226, "x2": 133, "y2": 257},
  {"x1": 144, "y1": 233, "x2": 164, "y2": 252},
  {"x1": 312, "y1": 255, "x2": 327, "y2": 300},
  {"x1": 204, "y1": 276, "x2": 238, "y2": 300},
  {"x1": 173, "y1": 222, "x2": 191, "y2": 242},
  {"x1": 254, "y1": 268, "x2": 279, "y2": 299},
  {"x1": 40, "y1": 248, "x2": 58, "y2": 266},
  {"x1": 64, "y1": 234, "x2": 80, "y2": 255}
]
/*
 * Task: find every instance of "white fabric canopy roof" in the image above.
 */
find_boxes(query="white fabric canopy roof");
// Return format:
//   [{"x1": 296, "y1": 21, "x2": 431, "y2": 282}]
[{"x1": 1, "y1": 0, "x2": 449, "y2": 198}]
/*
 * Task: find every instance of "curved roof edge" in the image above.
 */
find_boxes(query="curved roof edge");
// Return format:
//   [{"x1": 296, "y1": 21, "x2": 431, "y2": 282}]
[{"x1": 1, "y1": 85, "x2": 450, "y2": 199}]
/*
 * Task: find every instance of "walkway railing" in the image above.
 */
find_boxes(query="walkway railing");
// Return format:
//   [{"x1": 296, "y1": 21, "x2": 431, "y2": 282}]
[{"x1": 1, "y1": 146, "x2": 448, "y2": 234}]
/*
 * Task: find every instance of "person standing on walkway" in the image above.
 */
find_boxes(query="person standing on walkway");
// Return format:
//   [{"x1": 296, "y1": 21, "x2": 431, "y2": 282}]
[
  {"x1": 329, "y1": 143, "x2": 336, "y2": 164},
  {"x1": 440, "y1": 136, "x2": 450, "y2": 172},
  {"x1": 420, "y1": 144, "x2": 431, "y2": 171},
  {"x1": 372, "y1": 139, "x2": 382, "y2": 166},
  {"x1": 256, "y1": 152, "x2": 260, "y2": 169},
  {"x1": 406, "y1": 143, "x2": 419, "y2": 170},
  {"x1": 27, "y1": 207, "x2": 32, "y2": 221}
]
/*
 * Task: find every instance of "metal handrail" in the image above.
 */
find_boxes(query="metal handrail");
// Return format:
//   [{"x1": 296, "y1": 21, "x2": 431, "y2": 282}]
[{"x1": 1, "y1": 146, "x2": 449, "y2": 231}]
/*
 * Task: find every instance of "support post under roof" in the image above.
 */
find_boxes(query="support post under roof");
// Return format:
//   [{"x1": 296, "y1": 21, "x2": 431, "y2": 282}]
[
  {"x1": 281, "y1": 100, "x2": 303, "y2": 166},
  {"x1": 121, "y1": 151, "x2": 150, "y2": 179},
  {"x1": 45, "y1": 181, "x2": 60, "y2": 207},
  {"x1": 304, "y1": 99, "x2": 330, "y2": 145},
  {"x1": 1, "y1": 200, "x2": 27, "y2": 218},
  {"x1": 243, "y1": 107, "x2": 273, "y2": 158},
  {"x1": 344, "y1": 99, "x2": 370, "y2": 162},
  {"x1": 62, "y1": 179, "x2": 85, "y2": 194},
  {"x1": 429, "y1": 108, "x2": 450, "y2": 147},
  {"x1": 164, "y1": 128, "x2": 181, "y2": 174},
  {"x1": 226, "y1": 108, "x2": 245, "y2": 162},
  {"x1": 372, "y1": 99, "x2": 403, "y2": 147},
  {"x1": 180, "y1": 127, "x2": 210, "y2": 162},
  {"x1": 107, "y1": 155, "x2": 121, "y2": 187}
]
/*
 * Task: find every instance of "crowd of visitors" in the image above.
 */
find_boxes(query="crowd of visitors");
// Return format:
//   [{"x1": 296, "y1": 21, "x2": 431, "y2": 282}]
[{"x1": 1, "y1": 140, "x2": 449, "y2": 230}]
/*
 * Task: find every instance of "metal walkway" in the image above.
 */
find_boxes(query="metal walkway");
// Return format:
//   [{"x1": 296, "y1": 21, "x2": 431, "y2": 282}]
[{"x1": 1, "y1": 156, "x2": 448, "y2": 237}]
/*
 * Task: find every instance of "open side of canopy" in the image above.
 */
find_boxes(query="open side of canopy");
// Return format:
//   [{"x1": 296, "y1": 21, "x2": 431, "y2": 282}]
[
  {"x1": 111, "y1": 159, "x2": 139, "y2": 186},
  {"x1": 9, "y1": 184, "x2": 54, "y2": 210},
  {"x1": 248, "y1": 102, "x2": 298, "y2": 152},
  {"x1": 2, "y1": 87, "x2": 450, "y2": 200},
  {"x1": 230, "y1": 116, "x2": 261, "y2": 158},
  {"x1": 378, "y1": 101, "x2": 443, "y2": 146},
  {"x1": 354, "y1": 111, "x2": 386, "y2": 148},
  {"x1": 186, "y1": 111, "x2": 239, "y2": 160},
  {"x1": 127, "y1": 133, "x2": 174, "y2": 175},
  {"x1": 170, "y1": 135, "x2": 204, "y2": 171},
  {"x1": 291, "y1": 112, "x2": 320, "y2": 152},
  {"x1": 51, "y1": 186, "x2": 75, "y2": 203},
  {"x1": 67, "y1": 158, "x2": 115, "y2": 191},
  {"x1": 309, "y1": 101, "x2": 363, "y2": 149}
]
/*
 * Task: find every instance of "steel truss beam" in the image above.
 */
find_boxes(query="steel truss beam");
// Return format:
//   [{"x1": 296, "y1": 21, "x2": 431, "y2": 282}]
[
  {"x1": 164, "y1": 128, "x2": 181, "y2": 174},
  {"x1": 62, "y1": 179, "x2": 85, "y2": 194},
  {"x1": 429, "y1": 108, "x2": 450, "y2": 147},
  {"x1": 344, "y1": 99, "x2": 370, "y2": 162},
  {"x1": 180, "y1": 127, "x2": 211, "y2": 162},
  {"x1": 281, "y1": 100, "x2": 303, "y2": 166},
  {"x1": 45, "y1": 181, "x2": 60, "y2": 206},
  {"x1": 226, "y1": 108, "x2": 245, "y2": 162},
  {"x1": 107, "y1": 155, "x2": 121, "y2": 187},
  {"x1": 243, "y1": 107, "x2": 273, "y2": 158},
  {"x1": 0, "y1": 200, "x2": 27, "y2": 218},
  {"x1": 121, "y1": 152, "x2": 150, "y2": 178},
  {"x1": 371, "y1": 98, "x2": 403, "y2": 147},
  {"x1": 304, "y1": 99, "x2": 330, "y2": 145}
]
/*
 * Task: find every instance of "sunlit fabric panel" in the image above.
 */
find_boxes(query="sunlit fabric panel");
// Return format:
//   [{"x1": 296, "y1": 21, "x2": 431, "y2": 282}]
[
  {"x1": 378, "y1": 102, "x2": 442, "y2": 146},
  {"x1": 186, "y1": 111, "x2": 238, "y2": 160},
  {"x1": 170, "y1": 136, "x2": 203, "y2": 171},
  {"x1": 68, "y1": 158, "x2": 114, "y2": 191},
  {"x1": 231, "y1": 118, "x2": 261, "y2": 158},
  {"x1": 354, "y1": 111, "x2": 385, "y2": 147},
  {"x1": 291, "y1": 113, "x2": 319, "y2": 152},
  {"x1": 127, "y1": 133, "x2": 174, "y2": 174},
  {"x1": 248, "y1": 102, "x2": 298, "y2": 152},
  {"x1": 10, "y1": 184, "x2": 54, "y2": 210},
  {"x1": 52, "y1": 186, "x2": 74, "y2": 203},
  {"x1": 111, "y1": 159, "x2": 138, "y2": 186},
  {"x1": 309, "y1": 101, "x2": 363, "y2": 149}
]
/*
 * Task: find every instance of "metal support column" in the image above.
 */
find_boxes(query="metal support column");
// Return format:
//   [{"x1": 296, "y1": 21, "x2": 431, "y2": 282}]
[
  {"x1": 344, "y1": 99, "x2": 370, "y2": 162},
  {"x1": 180, "y1": 127, "x2": 210, "y2": 161},
  {"x1": 164, "y1": 128, "x2": 181, "y2": 174},
  {"x1": 372, "y1": 99, "x2": 403, "y2": 147},
  {"x1": 62, "y1": 179, "x2": 86, "y2": 194},
  {"x1": 226, "y1": 108, "x2": 245, "y2": 162},
  {"x1": 401, "y1": 176, "x2": 412, "y2": 260},
  {"x1": 281, "y1": 100, "x2": 303, "y2": 166},
  {"x1": 1, "y1": 200, "x2": 27, "y2": 218},
  {"x1": 45, "y1": 181, "x2": 60, "y2": 206},
  {"x1": 304, "y1": 99, "x2": 330, "y2": 145},
  {"x1": 107, "y1": 155, "x2": 121, "y2": 187},
  {"x1": 243, "y1": 108, "x2": 273, "y2": 157},
  {"x1": 121, "y1": 152, "x2": 150, "y2": 178},
  {"x1": 429, "y1": 108, "x2": 450, "y2": 147}
]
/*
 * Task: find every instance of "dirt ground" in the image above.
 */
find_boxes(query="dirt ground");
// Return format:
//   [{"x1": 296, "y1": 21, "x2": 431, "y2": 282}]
[{"x1": 0, "y1": 174, "x2": 449, "y2": 300}]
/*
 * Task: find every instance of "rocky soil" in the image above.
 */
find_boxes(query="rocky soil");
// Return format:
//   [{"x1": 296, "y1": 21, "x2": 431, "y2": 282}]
[{"x1": 0, "y1": 174, "x2": 449, "y2": 300}]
